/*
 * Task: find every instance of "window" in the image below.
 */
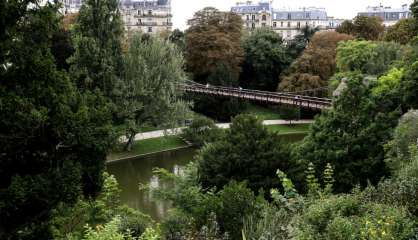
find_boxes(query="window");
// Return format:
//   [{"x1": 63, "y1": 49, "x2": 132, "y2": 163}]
[
  {"x1": 297, "y1": 22, "x2": 301, "y2": 29},
  {"x1": 287, "y1": 22, "x2": 291, "y2": 28},
  {"x1": 273, "y1": 22, "x2": 277, "y2": 27},
  {"x1": 252, "y1": 15, "x2": 256, "y2": 20},
  {"x1": 148, "y1": 27, "x2": 152, "y2": 32},
  {"x1": 262, "y1": 15, "x2": 266, "y2": 21},
  {"x1": 281, "y1": 22, "x2": 283, "y2": 27},
  {"x1": 251, "y1": 23, "x2": 255, "y2": 29},
  {"x1": 287, "y1": 13, "x2": 291, "y2": 20},
  {"x1": 247, "y1": 15, "x2": 250, "y2": 20},
  {"x1": 148, "y1": 10, "x2": 152, "y2": 15},
  {"x1": 262, "y1": 23, "x2": 266, "y2": 27}
]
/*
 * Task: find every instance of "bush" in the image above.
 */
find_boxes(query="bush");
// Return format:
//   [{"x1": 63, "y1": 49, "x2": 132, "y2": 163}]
[
  {"x1": 181, "y1": 116, "x2": 224, "y2": 146},
  {"x1": 294, "y1": 194, "x2": 416, "y2": 240},
  {"x1": 197, "y1": 114, "x2": 293, "y2": 193}
]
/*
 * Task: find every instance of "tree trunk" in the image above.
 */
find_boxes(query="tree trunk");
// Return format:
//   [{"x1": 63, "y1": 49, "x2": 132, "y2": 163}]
[{"x1": 124, "y1": 129, "x2": 136, "y2": 152}]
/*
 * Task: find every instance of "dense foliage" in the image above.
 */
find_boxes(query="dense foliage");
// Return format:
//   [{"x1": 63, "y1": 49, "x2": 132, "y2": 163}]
[
  {"x1": 185, "y1": 7, "x2": 246, "y2": 120},
  {"x1": 336, "y1": 15, "x2": 384, "y2": 40},
  {"x1": 241, "y1": 28, "x2": 291, "y2": 91},
  {"x1": 197, "y1": 115, "x2": 293, "y2": 193},
  {"x1": 117, "y1": 34, "x2": 190, "y2": 151},
  {"x1": 0, "y1": 2, "x2": 114, "y2": 239},
  {"x1": 278, "y1": 32, "x2": 353, "y2": 96}
]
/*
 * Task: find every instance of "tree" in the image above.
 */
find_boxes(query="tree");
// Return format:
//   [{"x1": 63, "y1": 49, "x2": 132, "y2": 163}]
[
  {"x1": 0, "y1": 2, "x2": 114, "y2": 239},
  {"x1": 385, "y1": 110, "x2": 418, "y2": 174},
  {"x1": 286, "y1": 25, "x2": 320, "y2": 59},
  {"x1": 336, "y1": 40, "x2": 405, "y2": 76},
  {"x1": 293, "y1": 73, "x2": 401, "y2": 192},
  {"x1": 336, "y1": 20, "x2": 355, "y2": 36},
  {"x1": 185, "y1": 8, "x2": 245, "y2": 120},
  {"x1": 185, "y1": 7, "x2": 243, "y2": 83},
  {"x1": 118, "y1": 34, "x2": 190, "y2": 151},
  {"x1": 278, "y1": 32, "x2": 353, "y2": 95},
  {"x1": 280, "y1": 105, "x2": 301, "y2": 125},
  {"x1": 384, "y1": 18, "x2": 417, "y2": 44},
  {"x1": 169, "y1": 28, "x2": 186, "y2": 52},
  {"x1": 336, "y1": 16, "x2": 384, "y2": 40},
  {"x1": 197, "y1": 114, "x2": 292, "y2": 193},
  {"x1": 241, "y1": 28, "x2": 291, "y2": 91},
  {"x1": 69, "y1": 0, "x2": 124, "y2": 98},
  {"x1": 181, "y1": 116, "x2": 224, "y2": 147}
]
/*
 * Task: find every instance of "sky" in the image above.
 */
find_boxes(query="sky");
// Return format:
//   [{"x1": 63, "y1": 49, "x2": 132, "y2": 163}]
[{"x1": 172, "y1": 0, "x2": 413, "y2": 30}]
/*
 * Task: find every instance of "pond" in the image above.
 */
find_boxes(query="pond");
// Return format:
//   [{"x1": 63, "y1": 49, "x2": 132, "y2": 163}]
[{"x1": 106, "y1": 133, "x2": 306, "y2": 221}]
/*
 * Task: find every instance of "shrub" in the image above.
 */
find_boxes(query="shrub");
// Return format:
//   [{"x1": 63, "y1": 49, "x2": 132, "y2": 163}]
[
  {"x1": 294, "y1": 195, "x2": 416, "y2": 240},
  {"x1": 181, "y1": 116, "x2": 224, "y2": 146}
]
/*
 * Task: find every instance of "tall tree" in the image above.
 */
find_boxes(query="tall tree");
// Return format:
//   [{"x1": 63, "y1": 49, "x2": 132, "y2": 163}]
[
  {"x1": 0, "y1": 2, "x2": 114, "y2": 239},
  {"x1": 278, "y1": 32, "x2": 353, "y2": 96},
  {"x1": 337, "y1": 16, "x2": 384, "y2": 41},
  {"x1": 185, "y1": 7, "x2": 244, "y2": 83},
  {"x1": 118, "y1": 34, "x2": 190, "y2": 151},
  {"x1": 294, "y1": 73, "x2": 401, "y2": 192},
  {"x1": 286, "y1": 26, "x2": 320, "y2": 59},
  {"x1": 384, "y1": 18, "x2": 417, "y2": 44},
  {"x1": 69, "y1": 0, "x2": 124, "y2": 98},
  {"x1": 241, "y1": 28, "x2": 291, "y2": 91},
  {"x1": 185, "y1": 7, "x2": 246, "y2": 120}
]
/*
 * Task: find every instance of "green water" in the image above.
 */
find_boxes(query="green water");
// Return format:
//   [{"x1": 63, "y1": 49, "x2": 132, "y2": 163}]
[{"x1": 106, "y1": 133, "x2": 306, "y2": 220}]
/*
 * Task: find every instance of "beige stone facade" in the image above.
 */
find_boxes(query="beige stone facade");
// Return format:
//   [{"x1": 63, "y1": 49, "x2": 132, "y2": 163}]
[{"x1": 121, "y1": 0, "x2": 172, "y2": 35}]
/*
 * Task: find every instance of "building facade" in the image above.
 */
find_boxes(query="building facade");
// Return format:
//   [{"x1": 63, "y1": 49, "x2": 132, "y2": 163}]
[
  {"x1": 358, "y1": 4, "x2": 411, "y2": 27},
  {"x1": 61, "y1": 0, "x2": 172, "y2": 35},
  {"x1": 62, "y1": 0, "x2": 83, "y2": 14},
  {"x1": 231, "y1": 1, "x2": 272, "y2": 31},
  {"x1": 231, "y1": 1, "x2": 343, "y2": 40},
  {"x1": 120, "y1": 0, "x2": 172, "y2": 34}
]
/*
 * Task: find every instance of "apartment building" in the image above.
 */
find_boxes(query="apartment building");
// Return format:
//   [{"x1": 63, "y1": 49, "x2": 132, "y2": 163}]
[
  {"x1": 62, "y1": 0, "x2": 172, "y2": 35},
  {"x1": 231, "y1": 1, "x2": 272, "y2": 30},
  {"x1": 231, "y1": 1, "x2": 343, "y2": 40},
  {"x1": 358, "y1": 4, "x2": 411, "y2": 27},
  {"x1": 121, "y1": 0, "x2": 172, "y2": 34}
]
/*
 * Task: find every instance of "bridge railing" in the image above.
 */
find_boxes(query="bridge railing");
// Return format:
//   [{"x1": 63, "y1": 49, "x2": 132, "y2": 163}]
[{"x1": 179, "y1": 82, "x2": 332, "y2": 109}]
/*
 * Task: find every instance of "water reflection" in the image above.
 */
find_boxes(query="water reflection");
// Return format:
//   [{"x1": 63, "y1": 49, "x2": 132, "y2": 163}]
[
  {"x1": 106, "y1": 147, "x2": 197, "y2": 221},
  {"x1": 106, "y1": 133, "x2": 306, "y2": 221}
]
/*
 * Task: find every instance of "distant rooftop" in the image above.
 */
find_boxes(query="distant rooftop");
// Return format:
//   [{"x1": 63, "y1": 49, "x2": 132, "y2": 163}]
[
  {"x1": 231, "y1": 1, "x2": 272, "y2": 13},
  {"x1": 272, "y1": 7, "x2": 328, "y2": 20},
  {"x1": 361, "y1": 4, "x2": 410, "y2": 13},
  {"x1": 121, "y1": 0, "x2": 170, "y2": 8}
]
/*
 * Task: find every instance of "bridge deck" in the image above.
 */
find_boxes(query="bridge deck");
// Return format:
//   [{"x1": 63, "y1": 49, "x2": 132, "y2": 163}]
[{"x1": 180, "y1": 83, "x2": 332, "y2": 110}]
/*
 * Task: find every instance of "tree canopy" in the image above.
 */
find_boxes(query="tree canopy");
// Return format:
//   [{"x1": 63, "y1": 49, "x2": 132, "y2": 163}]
[
  {"x1": 0, "y1": 2, "x2": 114, "y2": 238},
  {"x1": 197, "y1": 114, "x2": 292, "y2": 193},
  {"x1": 336, "y1": 15, "x2": 384, "y2": 41},
  {"x1": 241, "y1": 28, "x2": 291, "y2": 91},
  {"x1": 278, "y1": 31, "x2": 353, "y2": 95}
]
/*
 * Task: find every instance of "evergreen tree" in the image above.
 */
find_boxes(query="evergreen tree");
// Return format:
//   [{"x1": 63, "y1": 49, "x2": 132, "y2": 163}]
[
  {"x1": 197, "y1": 114, "x2": 293, "y2": 193},
  {"x1": 69, "y1": 0, "x2": 124, "y2": 98},
  {"x1": 0, "y1": 2, "x2": 114, "y2": 239}
]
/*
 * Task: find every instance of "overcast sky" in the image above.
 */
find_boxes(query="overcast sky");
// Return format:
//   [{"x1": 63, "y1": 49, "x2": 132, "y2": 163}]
[{"x1": 172, "y1": 0, "x2": 413, "y2": 30}]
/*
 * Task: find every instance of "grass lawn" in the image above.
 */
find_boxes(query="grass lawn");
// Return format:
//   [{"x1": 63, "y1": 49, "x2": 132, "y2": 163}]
[
  {"x1": 245, "y1": 104, "x2": 281, "y2": 120},
  {"x1": 266, "y1": 123, "x2": 311, "y2": 134},
  {"x1": 108, "y1": 136, "x2": 188, "y2": 160}
]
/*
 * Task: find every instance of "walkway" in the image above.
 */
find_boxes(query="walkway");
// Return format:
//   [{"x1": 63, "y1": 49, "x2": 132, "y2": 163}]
[
  {"x1": 180, "y1": 82, "x2": 331, "y2": 110},
  {"x1": 120, "y1": 120, "x2": 313, "y2": 142}
]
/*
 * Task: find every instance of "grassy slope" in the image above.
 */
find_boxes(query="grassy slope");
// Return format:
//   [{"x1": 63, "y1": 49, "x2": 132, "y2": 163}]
[{"x1": 108, "y1": 136, "x2": 188, "y2": 160}]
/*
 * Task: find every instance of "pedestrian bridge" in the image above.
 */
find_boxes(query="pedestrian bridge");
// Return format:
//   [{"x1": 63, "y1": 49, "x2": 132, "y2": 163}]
[{"x1": 179, "y1": 82, "x2": 332, "y2": 110}]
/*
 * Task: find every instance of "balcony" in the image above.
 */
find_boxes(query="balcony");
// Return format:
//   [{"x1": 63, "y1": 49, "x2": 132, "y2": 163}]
[{"x1": 136, "y1": 22, "x2": 158, "y2": 26}]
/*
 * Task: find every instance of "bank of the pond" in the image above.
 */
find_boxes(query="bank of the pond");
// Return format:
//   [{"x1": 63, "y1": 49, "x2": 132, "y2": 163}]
[
  {"x1": 109, "y1": 123, "x2": 311, "y2": 162},
  {"x1": 106, "y1": 132, "x2": 308, "y2": 221},
  {"x1": 108, "y1": 136, "x2": 189, "y2": 162}
]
